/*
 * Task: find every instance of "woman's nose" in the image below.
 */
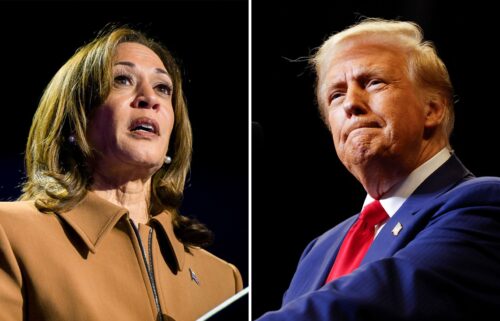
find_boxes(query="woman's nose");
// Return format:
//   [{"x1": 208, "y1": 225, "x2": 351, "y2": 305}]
[{"x1": 132, "y1": 85, "x2": 160, "y2": 110}]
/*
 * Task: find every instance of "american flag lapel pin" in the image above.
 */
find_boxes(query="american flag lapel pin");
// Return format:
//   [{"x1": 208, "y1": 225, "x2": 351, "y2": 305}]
[
  {"x1": 392, "y1": 222, "x2": 403, "y2": 236},
  {"x1": 189, "y1": 268, "x2": 200, "y2": 285}
]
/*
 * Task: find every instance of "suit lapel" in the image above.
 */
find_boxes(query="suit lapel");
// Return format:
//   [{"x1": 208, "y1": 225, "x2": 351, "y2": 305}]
[{"x1": 363, "y1": 154, "x2": 473, "y2": 264}]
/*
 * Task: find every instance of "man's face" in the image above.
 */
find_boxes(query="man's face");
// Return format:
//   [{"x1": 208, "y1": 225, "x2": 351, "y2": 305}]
[{"x1": 318, "y1": 39, "x2": 430, "y2": 175}]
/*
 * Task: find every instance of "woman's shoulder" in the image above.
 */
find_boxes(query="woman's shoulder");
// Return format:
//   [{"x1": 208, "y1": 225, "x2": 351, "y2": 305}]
[
  {"x1": 189, "y1": 247, "x2": 235, "y2": 267},
  {"x1": 0, "y1": 200, "x2": 54, "y2": 233},
  {"x1": 0, "y1": 200, "x2": 39, "y2": 219},
  {"x1": 188, "y1": 247, "x2": 244, "y2": 291}
]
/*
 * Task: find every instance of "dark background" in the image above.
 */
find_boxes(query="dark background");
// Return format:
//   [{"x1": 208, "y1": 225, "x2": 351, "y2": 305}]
[
  {"x1": 4, "y1": 0, "x2": 500, "y2": 319},
  {"x1": 0, "y1": 0, "x2": 248, "y2": 296},
  {"x1": 252, "y1": 0, "x2": 500, "y2": 318}
]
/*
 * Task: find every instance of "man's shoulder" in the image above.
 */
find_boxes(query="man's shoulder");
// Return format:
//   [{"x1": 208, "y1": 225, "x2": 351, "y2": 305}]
[
  {"x1": 454, "y1": 176, "x2": 500, "y2": 188},
  {"x1": 418, "y1": 176, "x2": 500, "y2": 221},
  {"x1": 444, "y1": 176, "x2": 500, "y2": 201}
]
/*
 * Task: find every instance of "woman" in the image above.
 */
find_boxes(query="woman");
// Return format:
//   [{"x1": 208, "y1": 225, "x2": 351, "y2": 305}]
[{"x1": 0, "y1": 26, "x2": 242, "y2": 321}]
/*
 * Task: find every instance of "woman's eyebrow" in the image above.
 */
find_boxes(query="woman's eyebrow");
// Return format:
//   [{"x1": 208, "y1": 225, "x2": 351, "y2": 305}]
[{"x1": 114, "y1": 61, "x2": 169, "y2": 76}]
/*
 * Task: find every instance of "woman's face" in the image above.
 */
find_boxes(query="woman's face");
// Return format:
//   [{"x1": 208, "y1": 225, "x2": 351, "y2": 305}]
[{"x1": 87, "y1": 42, "x2": 175, "y2": 179}]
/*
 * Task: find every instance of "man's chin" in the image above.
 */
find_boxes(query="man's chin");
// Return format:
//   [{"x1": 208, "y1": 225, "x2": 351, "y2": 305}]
[{"x1": 342, "y1": 145, "x2": 379, "y2": 166}]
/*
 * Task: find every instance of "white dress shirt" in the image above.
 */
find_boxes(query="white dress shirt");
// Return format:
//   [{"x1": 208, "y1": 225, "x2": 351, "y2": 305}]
[{"x1": 363, "y1": 148, "x2": 452, "y2": 237}]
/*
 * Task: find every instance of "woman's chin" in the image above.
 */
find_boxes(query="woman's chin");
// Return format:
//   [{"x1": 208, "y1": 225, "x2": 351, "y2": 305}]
[
  {"x1": 113, "y1": 157, "x2": 163, "y2": 178},
  {"x1": 93, "y1": 154, "x2": 165, "y2": 178},
  {"x1": 131, "y1": 159, "x2": 163, "y2": 172}
]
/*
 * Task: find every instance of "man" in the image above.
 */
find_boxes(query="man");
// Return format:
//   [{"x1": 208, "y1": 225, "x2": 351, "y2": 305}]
[{"x1": 256, "y1": 18, "x2": 500, "y2": 320}]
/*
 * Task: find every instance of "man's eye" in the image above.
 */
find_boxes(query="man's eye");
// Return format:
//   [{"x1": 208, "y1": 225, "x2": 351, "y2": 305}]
[
  {"x1": 367, "y1": 79, "x2": 384, "y2": 87},
  {"x1": 329, "y1": 92, "x2": 344, "y2": 104}
]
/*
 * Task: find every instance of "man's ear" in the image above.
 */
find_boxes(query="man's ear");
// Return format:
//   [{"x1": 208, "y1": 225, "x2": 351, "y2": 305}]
[{"x1": 424, "y1": 93, "x2": 446, "y2": 129}]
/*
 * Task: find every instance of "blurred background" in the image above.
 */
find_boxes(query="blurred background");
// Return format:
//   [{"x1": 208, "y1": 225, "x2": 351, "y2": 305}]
[
  {"x1": 0, "y1": 0, "x2": 248, "y2": 295},
  {"x1": 252, "y1": 0, "x2": 500, "y2": 318}
]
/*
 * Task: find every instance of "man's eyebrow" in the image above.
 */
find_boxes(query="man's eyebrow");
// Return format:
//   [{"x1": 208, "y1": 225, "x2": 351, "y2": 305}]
[
  {"x1": 329, "y1": 67, "x2": 388, "y2": 84},
  {"x1": 356, "y1": 66, "x2": 387, "y2": 78},
  {"x1": 320, "y1": 66, "x2": 392, "y2": 94},
  {"x1": 114, "y1": 61, "x2": 170, "y2": 76}
]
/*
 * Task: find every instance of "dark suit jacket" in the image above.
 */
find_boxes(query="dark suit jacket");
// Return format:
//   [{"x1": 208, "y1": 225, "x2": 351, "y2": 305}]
[{"x1": 257, "y1": 155, "x2": 500, "y2": 321}]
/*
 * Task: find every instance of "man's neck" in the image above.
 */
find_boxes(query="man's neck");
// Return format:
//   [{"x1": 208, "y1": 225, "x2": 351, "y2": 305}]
[{"x1": 358, "y1": 141, "x2": 448, "y2": 199}]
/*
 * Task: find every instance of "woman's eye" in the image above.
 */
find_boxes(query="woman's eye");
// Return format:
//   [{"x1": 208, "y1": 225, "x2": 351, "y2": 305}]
[
  {"x1": 114, "y1": 75, "x2": 132, "y2": 85},
  {"x1": 156, "y1": 84, "x2": 172, "y2": 95}
]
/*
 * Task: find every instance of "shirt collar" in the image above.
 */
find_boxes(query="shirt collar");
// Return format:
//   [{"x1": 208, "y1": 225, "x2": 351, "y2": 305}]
[
  {"x1": 56, "y1": 191, "x2": 185, "y2": 271},
  {"x1": 364, "y1": 147, "x2": 452, "y2": 217}
]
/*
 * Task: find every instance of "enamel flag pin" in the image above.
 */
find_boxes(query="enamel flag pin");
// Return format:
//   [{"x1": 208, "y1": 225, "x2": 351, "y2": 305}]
[
  {"x1": 189, "y1": 268, "x2": 200, "y2": 285},
  {"x1": 392, "y1": 222, "x2": 403, "y2": 236}
]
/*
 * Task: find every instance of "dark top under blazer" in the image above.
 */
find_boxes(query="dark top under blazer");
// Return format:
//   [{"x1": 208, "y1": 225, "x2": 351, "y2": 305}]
[{"x1": 257, "y1": 154, "x2": 500, "y2": 321}]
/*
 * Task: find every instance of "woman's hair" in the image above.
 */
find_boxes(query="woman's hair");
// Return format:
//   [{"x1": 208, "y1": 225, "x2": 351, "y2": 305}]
[
  {"x1": 311, "y1": 18, "x2": 455, "y2": 140},
  {"x1": 20, "y1": 25, "x2": 212, "y2": 248}
]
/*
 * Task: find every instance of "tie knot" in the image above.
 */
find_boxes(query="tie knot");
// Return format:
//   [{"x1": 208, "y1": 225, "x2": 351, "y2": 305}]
[{"x1": 359, "y1": 200, "x2": 389, "y2": 227}]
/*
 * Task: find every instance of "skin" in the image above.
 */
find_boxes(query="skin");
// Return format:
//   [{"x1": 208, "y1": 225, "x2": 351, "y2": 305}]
[
  {"x1": 318, "y1": 38, "x2": 447, "y2": 199},
  {"x1": 87, "y1": 42, "x2": 175, "y2": 224}
]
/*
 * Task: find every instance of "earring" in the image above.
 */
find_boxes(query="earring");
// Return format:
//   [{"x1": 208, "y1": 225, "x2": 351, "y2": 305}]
[{"x1": 164, "y1": 156, "x2": 172, "y2": 164}]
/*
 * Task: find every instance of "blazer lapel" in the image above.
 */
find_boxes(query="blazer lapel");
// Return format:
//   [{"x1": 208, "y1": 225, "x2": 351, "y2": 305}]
[{"x1": 363, "y1": 154, "x2": 474, "y2": 264}]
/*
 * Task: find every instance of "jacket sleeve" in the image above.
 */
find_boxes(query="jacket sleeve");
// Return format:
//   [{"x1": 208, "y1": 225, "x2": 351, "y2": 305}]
[
  {"x1": 256, "y1": 184, "x2": 500, "y2": 321},
  {"x1": 0, "y1": 224, "x2": 23, "y2": 321}
]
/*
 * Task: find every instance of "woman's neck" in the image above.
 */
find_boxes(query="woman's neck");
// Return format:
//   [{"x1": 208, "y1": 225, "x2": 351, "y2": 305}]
[{"x1": 90, "y1": 172, "x2": 152, "y2": 225}]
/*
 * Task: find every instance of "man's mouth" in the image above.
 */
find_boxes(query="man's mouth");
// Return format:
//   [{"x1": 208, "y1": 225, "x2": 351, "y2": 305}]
[{"x1": 344, "y1": 121, "x2": 381, "y2": 140}]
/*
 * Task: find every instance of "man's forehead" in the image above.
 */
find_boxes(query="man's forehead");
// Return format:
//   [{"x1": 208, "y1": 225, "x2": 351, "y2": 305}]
[
  {"x1": 321, "y1": 37, "x2": 406, "y2": 71},
  {"x1": 320, "y1": 41, "x2": 407, "y2": 81}
]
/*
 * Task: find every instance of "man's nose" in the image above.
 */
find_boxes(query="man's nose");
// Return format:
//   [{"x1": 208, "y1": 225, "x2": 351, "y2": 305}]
[{"x1": 343, "y1": 86, "x2": 368, "y2": 117}]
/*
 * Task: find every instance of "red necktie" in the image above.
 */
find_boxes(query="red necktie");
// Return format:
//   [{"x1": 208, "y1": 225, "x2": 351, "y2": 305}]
[{"x1": 325, "y1": 200, "x2": 389, "y2": 283}]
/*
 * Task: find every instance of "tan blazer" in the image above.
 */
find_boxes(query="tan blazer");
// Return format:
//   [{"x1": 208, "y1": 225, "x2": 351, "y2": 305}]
[{"x1": 0, "y1": 192, "x2": 243, "y2": 321}]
